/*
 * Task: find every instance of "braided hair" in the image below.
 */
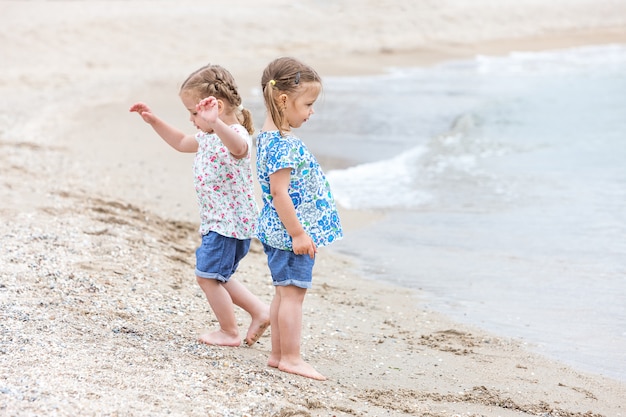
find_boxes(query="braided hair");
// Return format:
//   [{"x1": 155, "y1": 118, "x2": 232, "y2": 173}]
[{"x1": 180, "y1": 64, "x2": 254, "y2": 135}]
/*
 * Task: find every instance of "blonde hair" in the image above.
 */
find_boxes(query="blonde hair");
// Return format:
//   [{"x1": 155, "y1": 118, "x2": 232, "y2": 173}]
[
  {"x1": 180, "y1": 64, "x2": 254, "y2": 135},
  {"x1": 261, "y1": 57, "x2": 321, "y2": 135}
]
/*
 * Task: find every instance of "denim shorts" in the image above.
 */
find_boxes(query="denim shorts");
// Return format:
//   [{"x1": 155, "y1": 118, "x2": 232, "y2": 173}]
[
  {"x1": 262, "y1": 243, "x2": 315, "y2": 289},
  {"x1": 195, "y1": 232, "x2": 251, "y2": 283}
]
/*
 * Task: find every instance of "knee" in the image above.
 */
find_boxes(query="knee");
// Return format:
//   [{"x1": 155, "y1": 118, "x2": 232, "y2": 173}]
[{"x1": 197, "y1": 276, "x2": 222, "y2": 289}]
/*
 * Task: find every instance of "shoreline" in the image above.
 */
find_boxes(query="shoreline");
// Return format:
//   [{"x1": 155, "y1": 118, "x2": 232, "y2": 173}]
[
  {"x1": 316, "y1": 37, "x2": 626, "y2": 382},
  {"x1": 234, "y1": 27, "x2": 626, "y2": 95},
  {"x1": 2, "y1": 2, "x2": 626, "y2": 415}
]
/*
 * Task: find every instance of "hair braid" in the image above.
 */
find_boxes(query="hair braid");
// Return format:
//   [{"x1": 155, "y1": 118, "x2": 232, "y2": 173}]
[{"x1": 180, "y1": 64, "x2": 254, "y2": 135}]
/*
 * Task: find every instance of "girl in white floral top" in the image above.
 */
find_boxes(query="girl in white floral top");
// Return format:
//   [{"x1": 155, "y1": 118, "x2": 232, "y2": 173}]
[{"x1": 130, "y1": 64, "x2": 269, "y2": 347}]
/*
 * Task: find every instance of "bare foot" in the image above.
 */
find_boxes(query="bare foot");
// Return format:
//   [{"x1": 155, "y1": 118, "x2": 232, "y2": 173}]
[
  {"x1": 278, "y1": 359, "x2": 326, "y2": 381},
  {"x1": 244, "y1": 317, "x2": 270, "y2": 346},
  {"x1": 198, "y1": 330, "x2": 241, "y2": 347},
  {"x1": 267, "y1": 354, "x2": 280, "y2": 368}
]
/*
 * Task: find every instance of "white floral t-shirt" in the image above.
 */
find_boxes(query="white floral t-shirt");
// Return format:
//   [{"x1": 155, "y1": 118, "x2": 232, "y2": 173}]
[{"x1": 193, "y1": 124, "x2": 258, "y2": 239}]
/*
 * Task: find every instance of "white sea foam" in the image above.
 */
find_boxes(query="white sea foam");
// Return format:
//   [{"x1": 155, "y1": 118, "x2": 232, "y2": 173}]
[{"x1": 327, "y1": 146, "x2": 432, "y2": 209}]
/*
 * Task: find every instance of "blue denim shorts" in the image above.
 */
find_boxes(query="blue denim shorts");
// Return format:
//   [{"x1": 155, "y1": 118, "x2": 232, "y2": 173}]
[
  {"x1": 262, "y1": 243, "x2": 315, "y2": 289},
  {"x1": 195, "y1": 232, "x2": 251, "y2": 283}
]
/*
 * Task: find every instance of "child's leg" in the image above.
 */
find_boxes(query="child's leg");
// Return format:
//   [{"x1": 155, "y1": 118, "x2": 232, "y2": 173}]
[
  {"x1": 274, "y1": 285, "x2": 326, "y2": 381},
  {"x1": 196, "y1": 276, "x2": 241, "y2": 347},
  {"x1": 223, "y1": 278, "x2": 270, "y2": 345},
  {"x1": 267, "y1": 289, "x2": 281, "y2": 368}
]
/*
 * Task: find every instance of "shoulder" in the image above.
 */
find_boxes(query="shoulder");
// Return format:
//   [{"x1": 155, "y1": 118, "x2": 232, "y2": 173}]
[
  {"x1": 269, "y1": 133, "x2": 303, "y2": 155},
  {"x1": 229, "y1": 123, "x2": 249, "y2": 136},
  {"x1": 195, "y1": 131, "x2": 210, "y2": 143},
  {"x1": 256, "y1": 130, "x2": 281, "y2": 143},
  {"x1": 229, "y1": 124, "x2": 252, "y2": 144},
  {"x1": 259, "y1": 131, "x2": 302, "y2": 147}
]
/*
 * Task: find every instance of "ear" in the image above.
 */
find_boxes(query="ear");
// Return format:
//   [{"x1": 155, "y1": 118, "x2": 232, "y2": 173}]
[
  {"x1": 216, "y1": 99, "x2": 225, "y2": 114},
  {"x1": 278, "y1": 94, "x2": 288, "y2": 108}
]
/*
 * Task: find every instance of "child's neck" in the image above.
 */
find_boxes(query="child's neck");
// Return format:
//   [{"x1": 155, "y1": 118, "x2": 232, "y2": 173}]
[{"x1": 262, "y1": 117, "x2": 289, "y2": 133}]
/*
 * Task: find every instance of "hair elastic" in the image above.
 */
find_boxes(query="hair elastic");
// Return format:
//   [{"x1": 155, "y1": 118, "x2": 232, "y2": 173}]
[
  {"x1": 269, "y1": 79, "x2": 276, "y2": 86},
  {"x1": 237, "y1": 104, "x2": 244, "y2": 111}
]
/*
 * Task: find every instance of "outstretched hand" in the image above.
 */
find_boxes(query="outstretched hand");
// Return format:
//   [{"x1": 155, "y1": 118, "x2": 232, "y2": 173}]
[
  {"x1": 196, "y1": 96, "x2": 219, "y2": 125},
  {"x1": 129, "y1": 102, "x2": 157, "y2": 124}
]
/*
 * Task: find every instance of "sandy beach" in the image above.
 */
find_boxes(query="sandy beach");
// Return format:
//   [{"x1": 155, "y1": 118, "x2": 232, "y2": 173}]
[{"x1": 2, "y1": 1, "x2": 626, "y2": 416}]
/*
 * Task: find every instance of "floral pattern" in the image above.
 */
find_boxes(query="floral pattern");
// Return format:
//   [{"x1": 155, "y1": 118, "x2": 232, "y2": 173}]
[
  {"x1": 193, "y1": 125, "x2": 258, "y2": 239},
  {"x1": 255, "y1": 130, "x2": 343, "y2": 250}
]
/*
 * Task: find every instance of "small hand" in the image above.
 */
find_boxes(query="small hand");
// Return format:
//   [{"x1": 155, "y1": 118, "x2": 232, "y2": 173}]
[
  {"x1": 292, "y1": 233, "x2": 317, "y2": 259},
  {"x1": 196, "y1": 96, "x2": 219, "y2": 125},
  {"x1": 129, "y1": 102, "x2": 157, "y2": 124}
]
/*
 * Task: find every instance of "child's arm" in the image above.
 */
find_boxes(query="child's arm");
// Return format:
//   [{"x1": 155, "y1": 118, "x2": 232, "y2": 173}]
[
  {"x1": 129, "y1": 102, "x2": 198, "y2": 153},
  {"x1": 196, "y1": 97, "x2": 248, "y2": 159},
  {"x1": 269, "y1": 168, "x2": 317, "y2": 259}
]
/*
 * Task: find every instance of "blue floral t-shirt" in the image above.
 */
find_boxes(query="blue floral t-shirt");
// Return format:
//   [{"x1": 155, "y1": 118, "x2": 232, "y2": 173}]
[{"x1": 255, "y1": 130, "x2": 343, "y2": 251}]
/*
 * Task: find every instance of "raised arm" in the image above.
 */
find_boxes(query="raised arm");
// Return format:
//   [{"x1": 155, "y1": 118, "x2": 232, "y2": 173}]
[
  {"x1": 196, "y1": 97, "x2": 248, "y2": 159},
  {"x1": 269, "y1": 168, "x2": 317, "y2": 259},
  {"x1": 129, "y1": 102, "x2": 198, "y2": 153}
]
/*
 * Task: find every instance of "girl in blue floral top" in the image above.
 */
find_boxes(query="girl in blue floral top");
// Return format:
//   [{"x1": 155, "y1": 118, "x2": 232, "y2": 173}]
[
  {"x1": 130, "y1": 64, "x2": 269, "y2": 348},
  {"x1": 256, "y1": 57, "x2": 343, "y2": 380}
]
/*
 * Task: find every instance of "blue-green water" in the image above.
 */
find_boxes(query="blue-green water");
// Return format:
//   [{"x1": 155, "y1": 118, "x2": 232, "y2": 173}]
[{"x1": 304, "y1": 44, "x2": 626, "y2": 381}]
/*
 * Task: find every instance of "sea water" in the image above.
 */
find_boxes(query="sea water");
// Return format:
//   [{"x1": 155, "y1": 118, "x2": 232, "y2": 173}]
[{"x1": 302, "y1": 44, "x2": 626, "y2": 381}]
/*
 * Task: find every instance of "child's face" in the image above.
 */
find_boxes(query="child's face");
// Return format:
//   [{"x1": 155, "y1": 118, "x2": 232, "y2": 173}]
[
  {"x1": 283, "y1": 82, "x2": 321, "y2": 129},
  {"x1": 180, "y1": 91, "x2": 214, "y2": 133}
]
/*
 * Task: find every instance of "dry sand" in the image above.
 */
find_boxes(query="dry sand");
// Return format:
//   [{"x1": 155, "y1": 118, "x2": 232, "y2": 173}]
[{"x1": 2, "y1": 1, "x2": 626, "y2": 416}]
